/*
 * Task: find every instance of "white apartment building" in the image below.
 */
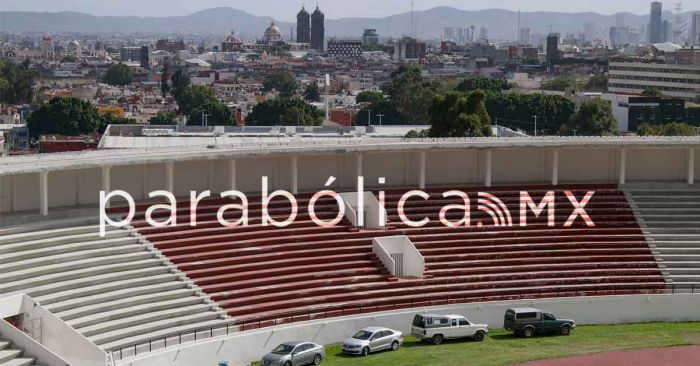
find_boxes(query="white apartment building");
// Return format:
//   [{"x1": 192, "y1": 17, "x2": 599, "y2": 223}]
[{"x1": 608, "y1": 61, "x2": 700, "y2": 100}]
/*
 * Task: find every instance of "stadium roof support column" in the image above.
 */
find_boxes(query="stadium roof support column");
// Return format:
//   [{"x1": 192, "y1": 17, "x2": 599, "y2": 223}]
[
  {"x1": 485, "y1": 149, "x2": 493, "y2": 187},
  {"x1": 229, "y1": 159, "x2": 237, "y2": 191},
  {"x1": 619, "y1": 148, "x2": 627, "y2": 185},
  {"x1": 552, "y1": 148, "x2": 560, "y2": 186},
  {"x1": 419, "y1": 151, "x2": 426, "y2": 190},
  {"x1": 165, "y1": 161, "x2": 174, "y2": 194},
  {"x1": 291, "y1": 155, "x2": 299, "y2": 194},
  {"x1": 689, "y1": 148, "x2": 695, "y2": 185},
  {"x1": 356, "y1": 152, "x2": 363, "y2": 178},
  {"x1": 39, "y1": 170, "x2": 48, "y2": 216},
  {"x1": 102, "y1": 166, "x2": 112, "y2": 208}
]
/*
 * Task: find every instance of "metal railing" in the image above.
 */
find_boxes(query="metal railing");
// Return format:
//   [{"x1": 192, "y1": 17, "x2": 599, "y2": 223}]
[{"x1": 110, "y1": 285, "x2": 697, "y2": 361}]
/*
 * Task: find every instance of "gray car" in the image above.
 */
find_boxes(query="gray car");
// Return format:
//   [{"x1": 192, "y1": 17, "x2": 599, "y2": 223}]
[
  {"x1": 261, "y1": 341, "x2": 325, "y2": 366},
  {"x1": 341, "y1": 327, "x2": 404, "y2": 357}
]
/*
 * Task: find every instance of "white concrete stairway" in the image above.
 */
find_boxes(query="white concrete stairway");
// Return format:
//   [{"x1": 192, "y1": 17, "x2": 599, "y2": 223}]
[
  {"x1": 626, "y1": 188, "x2": 700, "y2": 292},
  {"x1": 0, "y1": 217, "x2": 230, "y2": 353},
  {"x1": 0, "y1": 339, "x2": 41, "y2": 366}
]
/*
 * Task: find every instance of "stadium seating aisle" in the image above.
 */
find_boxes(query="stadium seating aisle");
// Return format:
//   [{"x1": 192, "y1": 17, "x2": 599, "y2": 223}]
[
  {"x1": 626, "y1": 188, "x2": 700, "y2": 290},
  {"x1": 0, "y1": 338, "x2": 40, "y2": 366},
  {"x1": 0, "y1": 217, "x2": 229, "y2": 352},
  {"x1": 131, "y1": 185, "x2": 666, "y2": 329}
]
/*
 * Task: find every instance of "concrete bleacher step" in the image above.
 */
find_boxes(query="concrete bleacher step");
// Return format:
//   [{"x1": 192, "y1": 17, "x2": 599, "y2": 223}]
[
  {"x1": 0, "y1": 242, "x2": 149, "y2": 273},
  {"x1": 43, "y1": 282, "x2": 190, "y2": 313},
  {"x1": 0, "y1": 236, "x2": 142, "y2": 267},
  {"x1": 2, "y1": 359, "x2": 37, "y2": 366},
  {"x1": 0, "y1": 250, "x2": 155, "y2": 281},
  {"x1": 0, "y1": 229, "x2": 131, "y2": 255},
  {"x1": 67, "y1": 296, "x2": 207, "y2": 329},
  {"x1": 0, "y1": 223, "x2": 111, "y2": 245},
  {"x1": 90, "y1": 311, "x2": 225, "y2": 347},
  {"x1": 0, "y1": 261, "x2": 171, "y2": 295},
  {"x1": 36, "y1": 273, "x2": 185, "y2": 309},
  {"x1": 0, "y1": 349, "x2": 22, "y2": 363},
  {"x1": 56, "y1": 288, "x2": 198, "y2": 321},
  {"x1": 98, "y1": 318, "x2": 229, "y2": 352},
  {"x1": 657, "y1": 248, "x2": 700, "y2": 255}
]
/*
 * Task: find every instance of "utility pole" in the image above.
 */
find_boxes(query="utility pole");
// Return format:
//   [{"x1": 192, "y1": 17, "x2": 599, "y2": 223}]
[
  {"x1": 377, "y1": 114, "x2": 384, "y2": 126},
  {"x1": 532, "y1": 115, "x2": 538, "y2": 136},
  {"x1": 201, "y1": 111, "x2": 210, "y2": 127},
  {"x1": 367, "y1": 109, "x2": 372, "y2": 126}
]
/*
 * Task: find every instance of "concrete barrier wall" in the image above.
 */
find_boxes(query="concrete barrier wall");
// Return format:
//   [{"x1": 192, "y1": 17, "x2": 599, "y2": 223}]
[
  {"x1": 0, "y1": 318, "x2": 71, "y2": 366},
  {"x1": 558, "y1": 148, "x2": 617, "y2": 183},
  {"x1": 20, "y1": 295, "x2": 107, "y2": 366},
  {"x1": 120, "y1": 294, "x2": 700, "y2": 366},
  {"x1": 628, "y1": 148, "x2": 685, "y2": 181},
  {"x1": 426, "y1": 150, "x2": 480, "y2": 186},
  {"x1": 493, "y1": 148, "x2": 549, "y2": 183}
]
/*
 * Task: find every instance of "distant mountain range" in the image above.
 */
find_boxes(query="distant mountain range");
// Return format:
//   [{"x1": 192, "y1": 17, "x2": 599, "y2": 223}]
[{"x1": 0, "y1": 7, "x2": 696, "y2": 41}]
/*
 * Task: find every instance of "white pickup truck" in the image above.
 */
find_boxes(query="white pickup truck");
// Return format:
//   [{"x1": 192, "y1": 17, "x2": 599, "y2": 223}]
[{"x1": 411, "y1": 314, "x2": 489, "y2": 345}]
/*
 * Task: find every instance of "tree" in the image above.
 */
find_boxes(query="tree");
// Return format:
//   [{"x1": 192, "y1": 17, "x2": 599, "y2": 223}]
[
  {"x1": 103, "y1": 64, "x2": 134, "y2": 86},
  {"x1": 383, "y1": 65, "x2": 443, "y2": 124},
  {"x1": 483, "y1": 91, "x2": 575, "y2": 135},
  {"x1": 303, "y1": 82, "x2": 321, "y2": 102},
  {"x1": 642, "y1": 87, "x2": 662, "y2": 97},
  {"x1": 541, "y1": 75, "x2": 576, "y2": 91},
  {"x1": 263, "y1": 70, "x2": 298, "y2": 97},
  {"x1": 170, "y1": 68, "x2": 190, "y2": 100},
  {"x1": 454, "y1": 77, "x2": 511, "y2": 93},
  {"x1": 149, "y1": 112, "x2": 178, "y2": 125},
  {"x1": 187, "y1": 102, "x2": 234, "y2": 126},
  {"x1": 175, "y1": 85, "x2": 218, "y2": 115},
  {"x1": 355, "y1": 91, "x2": 402, "y2": 126},
  {"x1": 26, "y1": 97, "x2": 106, "y2": 137},
  {"x1": 426, "y1": 90, "x2": 492, "y2": 138},
  {"x1": 584, "y1": 74, "x2": 608, "y2": 92},
  {"x1": 0, "y1": 60, "x2": 34, "y2": 104},
  {"x1": 356, "y1": 91, "x2": 385, "y2": 105},
  {"x1": 638, "y1": 122, "x2": 697, "y2": 136},
  {"x1": 246, "y1": 98, "x2": 323, "y2": 126},
  {"x1": 560, "y1": 98, "x2": 617, "y2": 136},
  {"x1": 160, "y1": 62, "x2": 171, "y2": 98}
]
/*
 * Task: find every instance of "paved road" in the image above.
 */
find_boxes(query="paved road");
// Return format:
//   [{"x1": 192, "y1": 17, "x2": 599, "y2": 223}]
[{"x1": 518, "y1": 345, "x2": 700, "y2": 366}]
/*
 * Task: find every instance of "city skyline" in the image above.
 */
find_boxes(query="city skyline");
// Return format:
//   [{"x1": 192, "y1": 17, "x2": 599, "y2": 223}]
[{"x1": 1, "y1": 0, "x2": 699, "y2": 20}]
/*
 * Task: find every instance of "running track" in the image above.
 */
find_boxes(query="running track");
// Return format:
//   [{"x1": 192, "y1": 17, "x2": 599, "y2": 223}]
[{"x1": 518, "y1": 345, "x2": 700, "y2": 366}]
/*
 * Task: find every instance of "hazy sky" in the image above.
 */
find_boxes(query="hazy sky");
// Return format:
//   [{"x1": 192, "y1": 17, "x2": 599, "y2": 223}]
[{"x1": 0, "y1": 0, "x2": 697, "y2": 20}]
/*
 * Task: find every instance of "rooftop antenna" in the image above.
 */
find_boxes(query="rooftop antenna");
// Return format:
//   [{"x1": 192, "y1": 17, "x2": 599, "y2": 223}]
[
  {"x1": 411, "y1": 0, "x2": 415, "y2": 38},
  {"x1": 518, "y1": 10, "x2": 521, "y2": 44}
]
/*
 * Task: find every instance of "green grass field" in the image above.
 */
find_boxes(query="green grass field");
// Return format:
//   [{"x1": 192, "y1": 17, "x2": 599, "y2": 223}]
[{"x1": 314, "y1": 322, "x2": 700, "y2": 366}]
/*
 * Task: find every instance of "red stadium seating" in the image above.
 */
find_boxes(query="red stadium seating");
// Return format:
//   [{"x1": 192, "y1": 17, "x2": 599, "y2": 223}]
[{"x1": 126, "y1": 185, "x2": 666, "y2": 329}]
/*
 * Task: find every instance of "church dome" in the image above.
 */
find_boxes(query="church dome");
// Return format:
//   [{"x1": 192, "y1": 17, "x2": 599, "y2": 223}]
[
  {"x1": 263, "y1": 21, "x2": 283, "y2": 43},
  {"x1": 225, "y1": 31, "x2": 243, "y2": 44},
  {"x1": 264, "y1": 22, "x2": 281, "y2": 38}
]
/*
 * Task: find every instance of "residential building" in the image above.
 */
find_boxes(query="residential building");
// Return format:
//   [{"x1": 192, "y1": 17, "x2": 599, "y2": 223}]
[
  {"x1": 311, "y1": 6, "x2": 325, "y2": 51},
  {"x1": 691, "y1": 12, "x2": 700, "y2": 46},
  {"x1": 546, "y1": 33, "x2": 561, "y2": 63},
  {"x1": 120, "y1": 46, "x2": 149, "y2": 69},
  {"x1": 393, "y1": 37, "x2": 426, "y2": 62},
  {"x1": 608, "y1": 61, "x2": 700, "y2": 100},
  {"x1": 297, "y1": 7, "x2": 311, "y2": 44},
  {"x1": 649, "y1": 1, "x2": 663, "y2": 44},
  {"x1": 362, "y1": 29, "x2": 379, "y2": 47},
  {"x1": 327, "y1": 40, "x2": 363, "y2": 59},
  {"x1": 603, "y1": 94, "x2": 688, "y2": 131}
]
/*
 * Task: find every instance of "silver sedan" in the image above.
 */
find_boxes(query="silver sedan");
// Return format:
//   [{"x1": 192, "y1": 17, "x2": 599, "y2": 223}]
[
  {"x1": 342, "y1": 327, "x2": 404, "y2": 356},
  {"x1": 261, "y1": 341, "x2": 325, "y2": 366}
]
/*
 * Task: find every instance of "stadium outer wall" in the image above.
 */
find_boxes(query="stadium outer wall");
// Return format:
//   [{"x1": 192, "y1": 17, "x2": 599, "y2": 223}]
[{"x1": 120, "y1": 294, "x2": 700, "y2": 366}]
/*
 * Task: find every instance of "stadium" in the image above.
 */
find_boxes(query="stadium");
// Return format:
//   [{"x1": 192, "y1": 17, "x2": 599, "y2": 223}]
[{"x1": 1, "y1": 133, "x2": 699, "y2": 366}]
